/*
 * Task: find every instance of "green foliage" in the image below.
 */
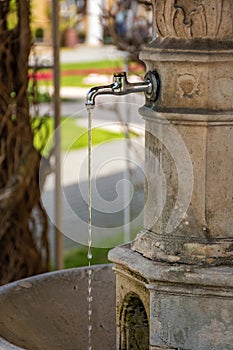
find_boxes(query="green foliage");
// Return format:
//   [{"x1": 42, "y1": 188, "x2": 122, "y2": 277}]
[
  {"x1": 35, "y1": 27, "x2": 44, "y2": 40},
  {"x1": 7, "y1": 0, "x2": 18, "y2": 30},
  {"x1": 31, "y1": 116, "x2": 54, "y2": 154}
]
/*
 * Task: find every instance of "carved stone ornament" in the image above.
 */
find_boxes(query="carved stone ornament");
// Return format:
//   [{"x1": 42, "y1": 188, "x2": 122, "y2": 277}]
[{"x1": 151, "y1": 0, "x2": 233, "y2": 39}]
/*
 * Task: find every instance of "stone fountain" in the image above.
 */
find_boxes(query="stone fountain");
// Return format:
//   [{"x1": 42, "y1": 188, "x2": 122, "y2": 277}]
[
  {"x1": 0, "y1": 1, "x2": 233, "y2": 349},
  {"x1": 109, "y1": 0, "x2": 233, "y2": 349},
  {"x1": 0, "y1": 265, "x2": 116, "y2": 350}
]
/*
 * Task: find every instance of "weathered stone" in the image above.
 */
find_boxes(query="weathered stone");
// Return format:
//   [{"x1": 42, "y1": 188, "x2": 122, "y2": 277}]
[
  {"x1": 109, "y1": 245, "x2": 233, "y2": 350},
  {"x1": 0, "y1": 265, "x2": 116, "y2": 350},
  {"x1": 131, "y1": 1, "x2": 233, "y2": 266},
  {"x1": 152, "y1": 0, "x2": 233, "y2": 40},
  {"x1": 110, "y1": 1, "x2": 233, "y2": 349}
]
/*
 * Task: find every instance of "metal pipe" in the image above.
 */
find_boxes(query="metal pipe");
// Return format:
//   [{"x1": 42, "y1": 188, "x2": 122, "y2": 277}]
[
  {"x1": 52, "y1": 0, "x2": 63, "y2": 270},
  {"x1": 86, "y1": 71, "x2": 160, "y2": 109}
]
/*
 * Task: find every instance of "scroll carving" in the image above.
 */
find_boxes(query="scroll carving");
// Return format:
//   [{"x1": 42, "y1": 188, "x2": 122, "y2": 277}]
[{"x1": 152, "y1": 0, "x2": 230, "y2": 39}]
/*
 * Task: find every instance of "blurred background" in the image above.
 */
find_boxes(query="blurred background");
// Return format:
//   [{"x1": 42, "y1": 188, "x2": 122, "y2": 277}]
[{"x1": 0, "y1": 0, "x2": 154, "y2": 285}]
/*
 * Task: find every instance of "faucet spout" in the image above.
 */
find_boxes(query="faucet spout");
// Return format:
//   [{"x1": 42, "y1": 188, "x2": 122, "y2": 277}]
[
  {"x1": 85, "y1": 71, "x2": 160, "y2": 109},
  {"x1": 85, "y1": 81, "x2": 119, "y2": 109}
]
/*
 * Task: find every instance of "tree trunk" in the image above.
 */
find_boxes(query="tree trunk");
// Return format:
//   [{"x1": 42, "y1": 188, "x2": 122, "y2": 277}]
[{"x1": 0, "y1": 0, "x2": 49, "y2": 285}]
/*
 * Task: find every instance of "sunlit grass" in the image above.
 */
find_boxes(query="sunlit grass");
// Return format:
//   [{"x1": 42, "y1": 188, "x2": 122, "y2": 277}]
[
  {"x1": 28, "y1": 58, "x2": 145, "y2": 90},
  {"x1": 60, "y1": 74, "x2": 88, "y2": 87},
  {"x1": 28, "y1": 59, "x2": 124, "y2": 89},
  {"x1": 61, "y1": 59, "x2": 123, "y2": 71},
  {"x1": 32, "y1": 116, "x2": 127, "y2": 154}
]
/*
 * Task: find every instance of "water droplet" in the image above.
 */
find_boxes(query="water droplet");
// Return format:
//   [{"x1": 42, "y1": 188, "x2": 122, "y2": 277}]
[{"x1": 87, "y1": 251, "x2": 92, "y2": 260}]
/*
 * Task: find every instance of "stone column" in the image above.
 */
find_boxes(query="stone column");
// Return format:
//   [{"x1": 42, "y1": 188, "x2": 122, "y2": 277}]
[
  {"x1": 109, "y1": 1, "x2": 233, "y2": 349},
  {"x1": 132, "y1": 0, "x2": 233, "y2": 266}
]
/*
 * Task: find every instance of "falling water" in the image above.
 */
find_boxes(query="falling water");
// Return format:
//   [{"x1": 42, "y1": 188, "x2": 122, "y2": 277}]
[{"x1": 87, "y1": 108, "x2": 93, "y2": 350}]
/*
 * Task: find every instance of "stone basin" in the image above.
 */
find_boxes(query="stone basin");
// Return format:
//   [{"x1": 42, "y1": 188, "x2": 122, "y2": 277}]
[{"x1": 0, "y1": 264, "x2": 116, "y2": 350}]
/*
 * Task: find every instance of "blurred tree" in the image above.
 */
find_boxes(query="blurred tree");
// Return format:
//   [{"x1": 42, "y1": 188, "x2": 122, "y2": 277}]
[
  {"x1": 102, "y1": 0, "x2": 153, "y2": 65},
  {"x1": 0, "y1": 0, "x2": 49, "y2": 285}
]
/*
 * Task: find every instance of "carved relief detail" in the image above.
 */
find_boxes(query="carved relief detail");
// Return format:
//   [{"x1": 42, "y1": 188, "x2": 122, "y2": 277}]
[
  {"x1": 152, "y1": 0, "x2": 228, "y2": 39},
  {"x1": 218, "y1": 78, "x2": 233, "y2": 98},
  {"x1": 176, "y1": 74, "x2": 200, "y2": 98}
]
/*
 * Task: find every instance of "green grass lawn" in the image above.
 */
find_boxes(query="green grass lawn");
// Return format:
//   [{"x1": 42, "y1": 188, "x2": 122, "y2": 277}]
[
  {"x1": 60, "y1": 75, "x2": 87, "y2": 88},
  {"x1": 63, "y1": 229, "x2": 139, "y2": 269},
  {"x1": 29, "y1": 59, "x2": 124, "y2": 90},
  {"x1": 60, "y1": 59, "x2": 123, "y2": 71},
  {"x1": 64, "y1": 245, "x2": 111, "y2": 269},
  {"x1": 32, "y1": 116, "x2": 127, "y2": 154},
  {"x1": 29, "y1": 58, "x2": 144, "y2": 90},
  {"x1": 60, "y1": 59, "x2": 143, "y2": 87}
]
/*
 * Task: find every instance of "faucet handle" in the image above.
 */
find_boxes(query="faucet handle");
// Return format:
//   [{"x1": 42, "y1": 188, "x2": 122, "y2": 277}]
[
  {"x1": 111, "y1": 70, "x2": 160, "y2": 103},
  {"x1": 113, "y1": 72, "x2": 127, "y2": 77},
  {"x1": 112, "y1": 72, "x2": 128, "y2": 92},
  {"x1": 113, "y1": 70, "x2": 160, "y2": 103},
  {"x1": 144, "y1": 70, "x2": 160, "y2": 103}
]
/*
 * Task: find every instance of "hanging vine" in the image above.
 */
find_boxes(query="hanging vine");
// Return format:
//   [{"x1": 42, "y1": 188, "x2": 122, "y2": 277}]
[{"x1": 0, "y1": 0, "x2": 49, "y2": 285}]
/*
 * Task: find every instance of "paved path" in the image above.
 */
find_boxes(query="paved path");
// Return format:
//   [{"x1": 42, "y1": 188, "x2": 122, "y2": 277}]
[
  {"x1": 35, "y1": 93, "x2": 145, "y2": 124},
  {"x1": 61, "y1": 44, "x2": 126, "y2": 63},
  {"x1": 32, "y1": 44, "x2": 125, "y2": 65},
  {"x1": 42, "y1": 137, "x2": 145, "y2": 254},
  {"x1": 37, "y1": 44, "x2": 146, "y2": 256},
  {"x1": 42, "y1": 107, "x2": 145, "y2": 255}
]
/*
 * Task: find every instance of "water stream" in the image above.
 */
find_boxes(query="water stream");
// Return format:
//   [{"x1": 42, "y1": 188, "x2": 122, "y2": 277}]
[{"x1": 87, "y1": 108, "x2": 93, "y2": 350}]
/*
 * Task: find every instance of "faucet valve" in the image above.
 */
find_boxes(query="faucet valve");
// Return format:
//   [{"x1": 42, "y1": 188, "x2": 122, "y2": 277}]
[
  {"x1": 86, "y1": 70, "x2": 160, "y2": 109},
  {"x1": 144, "y1": 70, "x2": 160, "y2": 103}
]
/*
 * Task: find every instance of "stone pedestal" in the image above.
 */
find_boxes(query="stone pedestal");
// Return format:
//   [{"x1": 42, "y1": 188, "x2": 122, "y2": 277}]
[
  {"x1": 132, "y1": 9, "x2": 233, "y2": 267},
  {"x1": 109, "y1": 245, "x2": 233, "y2": 350},
  {"x1": 109, "y1": 1, "x2": 233, "y2": 349}
]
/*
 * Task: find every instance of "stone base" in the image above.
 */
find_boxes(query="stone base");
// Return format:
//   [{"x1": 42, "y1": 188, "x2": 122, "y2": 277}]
[
  {"x1": 109, "y1": 244, "x2": 233, "y2": 350},
  {"x1": 132, "y1": 230, "x2": 233, "y2": 267}
]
